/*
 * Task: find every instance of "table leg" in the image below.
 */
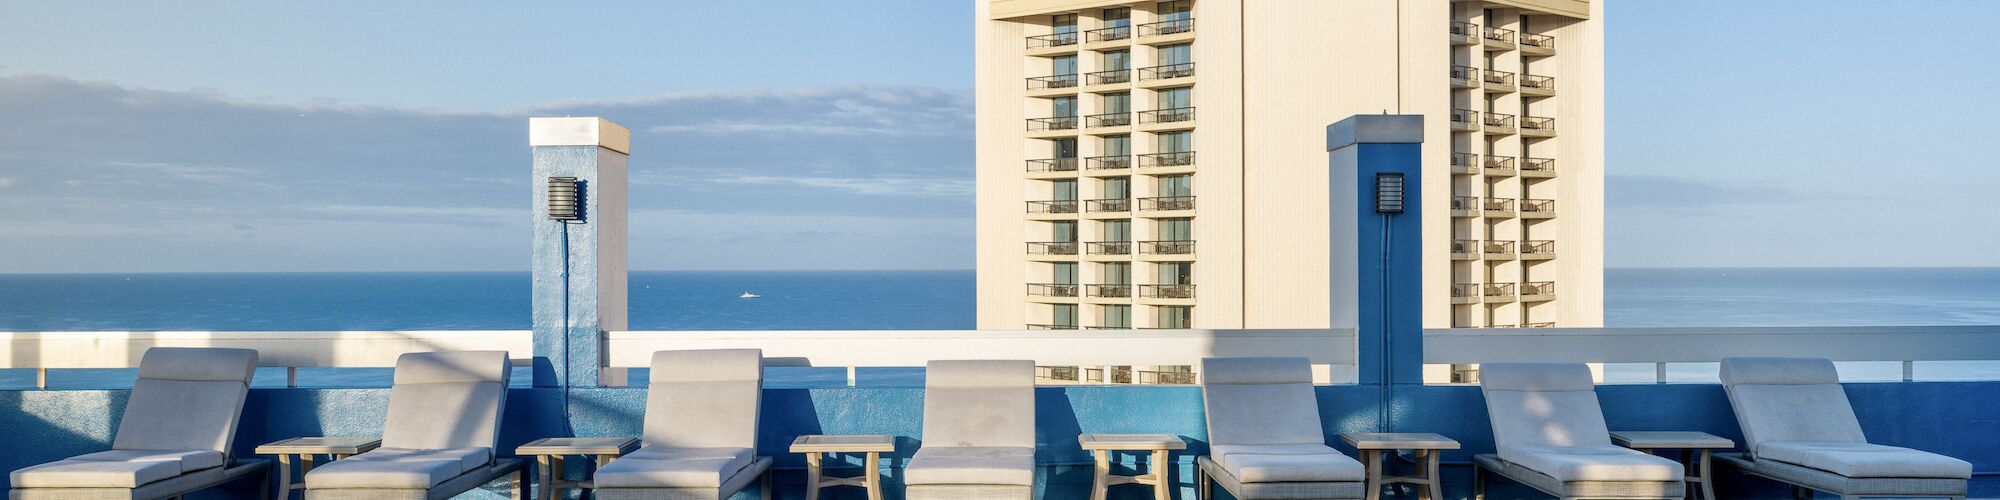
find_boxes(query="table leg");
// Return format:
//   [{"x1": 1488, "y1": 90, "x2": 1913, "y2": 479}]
[
  {"x1": 276, "y1": 455, "x2": 292, "y2": 500},
  {"x1": 1091, "y1": 450, "x2": 1110, "y2": 500},
  {"x1": 1698, "y1": 450, "x2": 1714, "y2": 500},
  {"x1": 299, "y1": 455, "x2": 316, "y2": 475},
  {"x1": 1363, "y1": 450, "x2": 1382, "y2": 500},
  {"x1": 866, "y1": 452, "x2": 884, "y2": 500},
  {"x1": 1152, "y1": 449, "x2": 1171, "y2": 500},
  {"x1": 804, "y1": 452, "x2": 822, "y2": 500},
  {"x1": 1419, "y1": 449, "x2": 1440, "y2": 500},
  {"x1": 536, "y1": 456, "x2": 552, "y2": 500},
  {"x1": 553, "y1": 458, "x2": 567, "y2": 498}
]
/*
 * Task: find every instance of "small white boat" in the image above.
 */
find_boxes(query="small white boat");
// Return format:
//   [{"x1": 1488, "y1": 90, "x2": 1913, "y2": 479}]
[{"x1": 739, "y1": 292, "x2": 761, "y2": 299}]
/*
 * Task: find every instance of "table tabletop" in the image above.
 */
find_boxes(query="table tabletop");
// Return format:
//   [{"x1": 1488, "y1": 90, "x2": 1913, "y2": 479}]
[
  {"x1": 1339, "y1": 432, "x2": 1462, "y2": 450},
  {"x1": 256, "y1": 437, "x2": 382, "y2": 455},
  {"x1": 516, "y1": 437, "x2": 641, "y2": 456},
  {"x1": 1610, "y1": 431, "x2": 1734, "y2": 450},
  {"x1": 790, "y1": 434, "x2": 896, "y2": 454},
  {"x1": 1077, "y1": 434, "x2": 1188, "y2": 451}
]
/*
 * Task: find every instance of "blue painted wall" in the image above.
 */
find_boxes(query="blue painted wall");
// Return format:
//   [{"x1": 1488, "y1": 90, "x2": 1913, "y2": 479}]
[{"x1": 4, "y1": 382, "x2": 1994, "y2": 499}]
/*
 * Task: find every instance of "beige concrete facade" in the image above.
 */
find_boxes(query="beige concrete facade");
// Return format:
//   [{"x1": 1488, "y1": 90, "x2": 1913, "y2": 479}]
[{"x1": 976, "y1": 0, "x2": 1603, "y2": 331}]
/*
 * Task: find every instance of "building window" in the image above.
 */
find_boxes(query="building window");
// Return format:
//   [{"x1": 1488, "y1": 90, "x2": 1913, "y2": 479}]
[
  {"x1": 1103, "y1": 135, "x2": 1130, "y2": 156},
  {"x1": 1055, "y1": 262, "x2": 1079, "y2": 284},
  {"x1": 1103, "y1": 50, "x2": 1130, "y2": 71},
  {"x1": 1156, "y1": 174, "x2": 1191, "y2": 197},
  {"x1": 1155, "y1": 305, "x2": 1191, "y2": 328},
  {"x1": 1156, "y1": 218, "x2": 1191, "y2": 241},
  {"x1": 1155, "y1": 86, "x2": 1190, "y2": 110},
  {"x1": 1052, "y1": 178, "x2": 1077, "y2": 201},
  {"x1": 1101, "y1": 304, "x2": 1132, "y2": 328},
  {"x1": 1054, "y1": 304, "x2": 1080, "y2": 328},
  {"x1": 1053, "y1": 14, "x2": 1078, "y2": 33},
  {"x1": 1157, "y1": 261, "x2": 1192, "y2": 285},
  {"x1": 1103, "y1": 7, "x2": 1131, "y2": 27},
  {"x1": 1054, "y1": 137, "x2": 1078, "y2": 159},
  {"x1": 1102, "y1": 176, "x2": 1130, "y2": 199},
  {"x1": 1155, "y1": 130, "x2": 1192, "y2": 153},
  {"x1": 1101, "y1": 220, "x2": 1131, "y2": 242},
  {"x1": 1157, "y1": 43, "x2": 1191, "y2": 66},
  {"x1": 1054, "y1": 220, "x2": 1078, "y2": 242},
  {"x1": 1103, "y1": 261, "x2": 1132, "y2": 283},
  {"x1": 1156, "y1": 1, "x2": 1191, "y2": 21},
  {"x1": 1103, "y1": 92, "x2": 1130, "y2": 114},
  {"x1": 1053, "y1": 55, "x2": 1078, "y2": 76},
  {"x1": 1052, "y1": 96, "x2": 1077, "y2": 117}
]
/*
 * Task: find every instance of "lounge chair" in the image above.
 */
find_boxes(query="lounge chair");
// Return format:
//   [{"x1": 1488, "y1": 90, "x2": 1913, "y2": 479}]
[
  {"x1": 1474, "y1": 363, "x2": 1684, "y2": 500},
  {"x1": 593, "y1": 349, "x2": 773, "y2": 500},
  {"x1": 9, "y1": 347, "x2": 271, "y2": 500},
  {"x1": 1717, "y1": 357, "x2": 1970, "y2": 499},
  {"x1": 1195, "y1": 357, "x2": 1366, "y2": 500},
  {"x1": 904, "y1": 360, "x2": 1037, "y2": 500},
  {"x1": 303, "y1": 351, "x2": 525, "y2": 499}
]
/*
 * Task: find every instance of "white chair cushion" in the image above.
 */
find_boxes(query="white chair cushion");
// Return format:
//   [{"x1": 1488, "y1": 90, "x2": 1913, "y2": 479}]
[
  {"x1": 644, "y1": 349, "x2": 763, "y2": 450},
  {"x1": 1498, "y1": 445, "x2": 1684, "y2": 482},
  {"x1": 594, "y1": 447, "x2": 755, "y2": 489},
  {"x1": 113, "y1": 347, "x2": 257, "y2": 455},
  {"x1": 1480, "y1": 364, "x2": 1614, "y2": 450},
  {"x1": 1201, "y1": 357, "x2": 1327, "y2": 447},
  {"x1": 1720, "y1": 358, "x2": 1868, "y2": 451},
  {"x1": 904, "y1": 446, "x2": 1035, "y2": 486},
  {"x1": 9, "y1": 450, "x2": 224, "y2": 488},
  {"x1": 381, "y1": 351, "x2": 511, "y2": 452},
  {"x1": 923, "y1": 361, "x2": 1037, "y2": 449},
  {"x1": 1757, "y1": 442, "x2": 1973, "y2": 479},
  {"x1": 1211, "y1": 444, "x2": 1365, "y2": 483},
  {"x1": 304, "y1": 447, "x2": 492, "y2": 489}
]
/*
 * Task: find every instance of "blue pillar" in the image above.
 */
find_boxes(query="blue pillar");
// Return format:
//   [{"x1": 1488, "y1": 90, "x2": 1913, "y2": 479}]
[
  {"x1": 1327, "y1": 115, "x2": 1424, "y2": 427},
  {"x1": 530, "y1": 118, "x2": 629, "y2": 388}
]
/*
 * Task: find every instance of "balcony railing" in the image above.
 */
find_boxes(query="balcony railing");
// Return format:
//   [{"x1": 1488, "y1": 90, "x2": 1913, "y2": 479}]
[
  {"x1": 1139, "y1": 240, "x2": 1195, "y2": 255},
  {"x1": 1085, "y1": 155, "x2": 1131, "y2": 170},
  {"x1": 1027, "y1": 116, "x2": 1079, "y2": 132},
  {"x1": 1138, "y1": 151, "x2": 1195, "y2": 168},
  {"x1": 1085, "y1": 241, "x2": 1132, "y2": 255},
  {"x1": 1138, "y1": 63, "x2": 1195, "y2": 81},
  {"x1": 1483, "y1": 197, "x2": 1515, "y2": 215},
  {"x1": 1027, "y1": 283, "x2": 1080, "y2": 297},
  {"x1": 1451, "y1": 65, "x2": 1478, "y2": 88},
  {"x1": 1519, "y1": 157, "x2": 1555, "y2": 174},
  {"x1": 1027, "y1": 74, "x2": 1080, "y2": 90},
  {"x1": 1138, "y1": 107, "x2": 1196, "y2": 124},
  {"x1": 1451, "y1": 239, "x2": 1479, "y2": 258},
  {"x1": 1450, "y1": 21, "x2": 1479, "y2": 44},
  {"x1": 1136, "y1": 18, "x2": 1193, "y2": 37},
  {"x1": 1138, "y1": 196, "x2": 1195, "y2": 211},
  {"x1": 1520, "y1": 198, "x2": 1555, "y2": 216},
  {"x1": 1520, "y1": 281, "x2": 1556, "y2": 299},
  {"x1": 1087, "y1": 284, "x2": 1133, "y2": 298},
  {"x1": 1483, "y1": 26, "x2": 1515, "y2": 44},
  {"x1": 1086, "y1": 68, "x2": 1132, "y2": 86},
  {"x1": 1027, "y1": 241, "x2": 1079, "y2": 255},
  {"x1": 1025, "y1": 323, "x2": 1080, "y2": 330},
  {"x1": 1483, "y1": 112, "x2": 1514, "y2": 129},
  {"x1": 1451, "y1": 283, "x2": 1480, "y2": 303},
  {"x1": 1085, "y1": 198, "x2": 1130, "y2": 212},
  {"x1": 1450, "y1": 109, "x2": 1480, "y2": 131},
  {"x1": 1026, "y1": 158, "x2": 1079, "y2": 173},
  {"x1": 1520, "y1": 116, "x2": 1555, "y2": 134},
  {"x1": 1027, "y1": 32, "x2": 1079, "y2": 49},
  {"x1": 1483, "y1": 240, "x2": 1515, "y2": 257},
  {"x1": 1451, "y1": 152, "x2": 1478, "y2": 174},
  {"x1": 1520, "y1": 240, "x2": 1555, "y2": 257},
  {"x1": 1027, "y1": 200, "x2": 1079, "y2": 214},
  {"x1": 1087, "y1": 112, "x2": 1133, "y2": 127},
  {"x1": 1483, "y1": 155, "x2": 1515, "y2": 173},
  {"x1": 1450, "y1": 195, "x2": 1479, "y2": 215},
  {"x1": 1482, "y1": 68, "x2": 1515, "y2": 87},
  {"x1": 1483, "y1": 283, "x2": 1516, "y2": 299},
  {"x1": 1085, "y1": 25, "x2": 1131, "y2": 43},
  {"x1": 1139, "y1": 284, "x2": 1197, "y2": 299},
  {"x1": 1520, "y1": 32, "x2": 1555, "y2": 50},
  {"x1": 1520, "y1": 74, "x2": 1555, "y2": 92}
]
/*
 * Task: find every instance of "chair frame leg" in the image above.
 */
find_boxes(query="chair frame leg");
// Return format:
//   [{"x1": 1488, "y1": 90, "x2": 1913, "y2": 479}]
[{"x1": 1472, "y1": 463, "x2": 1486, "y2": 500}]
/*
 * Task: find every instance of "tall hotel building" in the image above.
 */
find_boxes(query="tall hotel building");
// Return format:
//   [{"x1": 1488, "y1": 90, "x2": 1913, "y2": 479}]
[{"x1": 975, "y1": 0, "x2": 1604, "y2": 331}]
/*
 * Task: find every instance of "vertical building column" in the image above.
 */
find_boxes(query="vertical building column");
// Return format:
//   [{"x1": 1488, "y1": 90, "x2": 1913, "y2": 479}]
[
  {"x1": 1327, "y1": 115, "x2": 1424, "y2": 398},
  {"x1": 530, "y1": 118, "x2": 630, "y2": 387}
]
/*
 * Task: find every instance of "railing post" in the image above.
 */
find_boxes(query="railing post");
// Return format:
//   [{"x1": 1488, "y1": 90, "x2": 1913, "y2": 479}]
[
  {"x1": 1327, "y1": 115, "x2": 1424, "y2": 428},
  {"x1": 530, "y1": 118, "x2": 630, "y2": 388}
]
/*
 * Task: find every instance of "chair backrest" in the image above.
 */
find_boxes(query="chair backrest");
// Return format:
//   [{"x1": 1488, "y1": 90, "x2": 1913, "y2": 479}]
[
  {"x1": 922, "y1": 360, "x2": 1035, "y2": 448},
  {"x1": 381, "y1": 351, "x2": 511, "y2": 454},
  {"x1": 1479, "y1": 363, "x2": 1612, "y2": 450},
  {"x1": 642, "y1": 349, "x2": 763, "y2": 449},
  {"x1": 1201, "y1": 357, "x2": 1325, "y2": 446},
  {"x1": 1720, "y1": 357, "x2": 1866, "y2": 454},
  {"x1": 113, "y1": 347, "x2": 259, "y2": 457}
]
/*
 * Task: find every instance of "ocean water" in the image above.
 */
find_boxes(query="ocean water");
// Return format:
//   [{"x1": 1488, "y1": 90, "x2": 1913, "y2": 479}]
[{"x1": 2, "y1": 268, "x2": 1997, "y2": 387}]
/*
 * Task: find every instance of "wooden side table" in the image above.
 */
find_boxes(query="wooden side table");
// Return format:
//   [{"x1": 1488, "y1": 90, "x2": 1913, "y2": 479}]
[
  {"x1": 256, "y1": 437, "x2": 382, "y2": 500},
  {"x1": 790, "y1": 434, "x2": 895, "y2": 500},
  {"x1": 1340, "y1": 432, "x2": 1460, "y2": 500},
  {"x1": 1610, "y1": 431, "x2": 1734, "y2": 500},
  {"x1": 1077, "y1": 433, "x2": 1187, "y2": 500},
  {"x1": 515, "y1": 437, "x2": 640, "y2": 500}
]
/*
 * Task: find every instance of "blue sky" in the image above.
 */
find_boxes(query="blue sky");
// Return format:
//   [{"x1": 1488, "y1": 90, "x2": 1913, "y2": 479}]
[{"x1": 0, "y1": 0, "x2": 1995, "y2": 272}]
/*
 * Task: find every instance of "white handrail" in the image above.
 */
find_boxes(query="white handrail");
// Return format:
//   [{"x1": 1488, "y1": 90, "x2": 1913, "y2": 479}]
[
  {"x1": 0, "y1": 331, "x2": 534, "y2": 387},
  {"x1": 1424, "y1": 325, "x2": 2000, "y2": 364}
]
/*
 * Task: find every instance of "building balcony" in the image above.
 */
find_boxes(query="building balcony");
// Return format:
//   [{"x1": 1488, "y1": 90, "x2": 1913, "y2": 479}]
[
  {"x1": 1026, "y1": 200, "x2": 1079, "y2": 215},
  {"x1": 1482, "y1": 69, "x2": 1516, "y2": 93},
  {"x1": 1027, "y1": 283, "x2": 1080, "y2": 298},
  {"x1": 1085, "y1": 68, "x2": 1131, "y2": 86},
  {"x1": 1520, "y1": 116, "x2": 1556, "y2": 138},
  {"x1": 1027, "y1": 116, "x2": 1079, "y2": 132},
  {"x1": 1026, "y1": 241, "x2": 1079, "y2": 256},
  {"x1": 1451, "y1": 152, "x2": 1478, "y2": 174},
  {"x1": 1139, "y1": 284, "x2": 1196, "y2": 299},
  {"x1": 1085, "y1": 241, "x2": 1131, "y2": 256},
  {"x1": 1520, "y1": 32, "x2": 1556, "y2": 55},
  {"x1": 1026, "y1": 74, "x2": 1080, "y2": 92},
  {"x1": 1450, "y1": 283, "x2": 1481, "y2": 304},
  {"x1": 1137, "y1": 107, "x2": 1196, "y2": 126},
  {"x1": 1451, "y1": 65, "x2": 1479, "y2": 89},
  {"x1": 1482, "y1": 113, "x2": 1516, "y2": 134},
  {"x1": 1483, "y1": 155, "x2": 1516, "y2": 177},
  {"x1": 1450, "y1": 195, "x2": 1479, "y2": 218},
  {"x1": 1520, "y1": 198, "x2": 1556, "y2": 218},
  {"x1": 1483, "y1": 197, "x2": 1515, "y2": 218},
  {"x1": 1086, "y1": 112, "x2": 1133, "y2": 128},
  {"x1": 1137, "y1": 63, "x2": 1195, "y2": 82},
  {"x1": 1450, "y1": 109, "x2": 1480, "y2": 132},
  {"x1": 1085, "y1": 155, "x2": 1131, "y2": 171},
  {"x1": 1084, "y1": 198, "x2": 1130, "y2": 213},
  {"x1": 1519, "y1": 157, "x2": 1556, "y2": 178},
  {"x1": 1084, "y1": 25, "x2": 1132, "y2": 43},
  {"x1": 1135, "y1": 18, "x2": 1194, "y2": 38},
  {"x1": 1483, "y1": 240, "x2": 1516, "y2": 260},
  {"x1": 1026, "y1": 32, "x2": 1079, "y2": 50},
  {"x1": 1520, "y1": 74, "x2": 1556, "y2": 97},
  {"x1": 1523, "y1": 321, "x2": 1556, "y2": 328},
  {"x1": 1450, "y1": 21, "x2": 1479, "y2": 45},
  {"x1": 1520, "y1": 240, "x2": 1556, "y2": 260},
  {"x1": 1139, "y1": 240, "x2": 1195, "y2": 255},
  {"x1": 1138, "y1": 196, "x2": 1195, "y2": 212},
  {"x1": 1520, "y1": 281, "x2": 1556, "y2": 302},
  {"x1": 1451, "y1": 239, "x2": 1479, "y2": 260},
  {"x1": 1137, "y1": 151, "x2": 1195, "y2": 169},
  {"x1": 1024, "y1": 323, "x2": 1078, "y2": 330},
  {"x1": 1482, "y1": 26, "x2": 1516, "y2": 49},
  {"x1": 1484, "y1": 282, "x2": 1517, "y2": 303},
  {"x1": 1026, "y1": 158, "x2": 1079, "y2": 174},
  {"x1": 1086, "y1": 283, "x2": 1133, "y2": 298}
]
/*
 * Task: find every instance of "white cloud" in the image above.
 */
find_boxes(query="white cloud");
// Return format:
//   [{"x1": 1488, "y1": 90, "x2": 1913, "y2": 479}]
[{"x1": 0, "y1": 178, "x2": 14, "y2": 189}]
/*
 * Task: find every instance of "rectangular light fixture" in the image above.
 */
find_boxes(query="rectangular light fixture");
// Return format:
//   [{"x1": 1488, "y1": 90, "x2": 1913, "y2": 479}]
[
  {"x1": 548, "y1": 177, "x2": 583, "y2": 221},
  {"x1": 1375, "y1": 173, "x2": 1405, "y2": 214}
]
